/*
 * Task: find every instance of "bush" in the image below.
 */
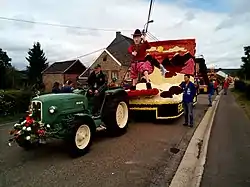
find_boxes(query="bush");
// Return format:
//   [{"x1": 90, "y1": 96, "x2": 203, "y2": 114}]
[
  {"x1": 246, "y1": 84, "x2": 250, "y2": 100},
  {"x1": 234, "y1": 80, "x2": 246, "y2": 92},
  {"x1": 234, "y1": 80, "x2": 250, "y2": 100},
  {"x1": 0, "y1": 90, "x2": 33, "y2": 117}
]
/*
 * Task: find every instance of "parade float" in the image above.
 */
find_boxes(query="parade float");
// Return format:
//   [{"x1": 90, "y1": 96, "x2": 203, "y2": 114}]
[{"x1": 127, "y1": 39, "x2": 198, "y2": 119}]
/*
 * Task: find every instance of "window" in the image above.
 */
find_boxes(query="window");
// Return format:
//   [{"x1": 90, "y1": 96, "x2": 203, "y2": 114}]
[
  {"x1": 111, "y1": 71, "x2": 118, "y2": 79},
  {"x1": 103, "y1": 55, "x2": 107, "y2": 62},
  {"x1": 125, "y1": 68, "x2": 131, "y2": 81}
]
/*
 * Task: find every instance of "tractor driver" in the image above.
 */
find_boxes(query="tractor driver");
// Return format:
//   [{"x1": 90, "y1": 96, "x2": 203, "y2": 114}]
[{"x1": 87, "y1": 64, "x2": 107, "y2": 116}]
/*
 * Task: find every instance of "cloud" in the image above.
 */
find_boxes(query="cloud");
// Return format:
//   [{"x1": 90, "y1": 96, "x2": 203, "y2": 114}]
[{"x1": 0, "y1": 0, "x2": 249, "y2": 70}]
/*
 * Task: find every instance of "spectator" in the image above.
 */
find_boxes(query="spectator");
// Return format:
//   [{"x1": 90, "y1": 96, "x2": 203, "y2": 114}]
[
  {"x1": 52, "y1": 82, "x2": 61, "y2": 93},
  {"x1": 208, "y1": 79, "x2": 215, "y2": 106},
  {"x1": 179, "y1": 74, "x2": 196, "y2": 128},
  {"x1": 223, "y1": 78, "x2": 229, "y2": 95},
  {"x1": 61, "y1": 80, "x2": 74, "y2": 93},
  {"x1": 213, "y1": 79, "x2": 219, "y2": 95}
]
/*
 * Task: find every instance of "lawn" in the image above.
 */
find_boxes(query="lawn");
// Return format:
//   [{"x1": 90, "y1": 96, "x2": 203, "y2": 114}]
[{"x1": 232, "y1": 89, "x2": 250, "y2": 119}]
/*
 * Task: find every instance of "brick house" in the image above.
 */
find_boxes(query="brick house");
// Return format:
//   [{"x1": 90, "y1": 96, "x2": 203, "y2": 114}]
[
  {"x1": 79, "y1": 31, "x2": 133, "y2": 85},
  {"x1": 42, "y1": 59, "x2": 86, "y2": 92}
]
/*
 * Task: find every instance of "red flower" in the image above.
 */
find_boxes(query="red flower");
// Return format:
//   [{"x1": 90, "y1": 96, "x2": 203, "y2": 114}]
[
  {"x1": 128, "y1": 88, "x2": 159, "y2": 97},
  {"x1": 37, "y1": 129, "x2": 45, "y2": 136},
  {"x1": 25, "y1": 116, "x2": 34, "y2": 127}
]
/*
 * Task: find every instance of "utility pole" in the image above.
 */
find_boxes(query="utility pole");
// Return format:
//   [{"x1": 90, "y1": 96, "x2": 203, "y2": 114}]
[{"x1": 145, "y1": 0, "x2": 153, "y2": 32}]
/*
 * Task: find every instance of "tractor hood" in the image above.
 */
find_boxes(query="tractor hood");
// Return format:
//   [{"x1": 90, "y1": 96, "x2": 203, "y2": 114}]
[
  {"x1": 31, "y1": 93, "x2": 88, "y2": 124},
  {"x1": 33, "y1": 93, "x2": 86, "y2": 102}
]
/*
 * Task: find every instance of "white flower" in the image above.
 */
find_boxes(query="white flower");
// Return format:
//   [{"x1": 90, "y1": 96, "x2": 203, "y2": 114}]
[
  {"x1": 26, "y1": 136, "x2": 31, "y2": 140},
  {"x1": 22, "y1": 126, "x2": 26, "y2": 130},
  {"x1": 46, "y1": 124, "x2": 50, "y2": 128},
  {"x1": 26, "y1": 127, "x2": 32, "y2": 131},
  {"x1": 21, "y1": 120, "x2": 26, "y2": 125},
  {"x1": 14, "y1": 123, "x2": 20, "y2": 127}
]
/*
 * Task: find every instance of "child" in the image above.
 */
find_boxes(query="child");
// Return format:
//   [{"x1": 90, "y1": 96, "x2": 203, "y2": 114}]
[{"x1": 128, "y1": 29, "x2": 153, "y2": 90}]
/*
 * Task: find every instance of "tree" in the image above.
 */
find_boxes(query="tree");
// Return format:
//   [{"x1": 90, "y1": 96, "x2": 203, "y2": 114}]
[
  {"x1": 240, "y1": 46, "x2": 250, "y2": 80},
  {"x1": 26, "y1": 42, "x2": 48, "y2": 84},
  {"x1": 0, "y1": 48, "x2": 12, "y2": 89}
]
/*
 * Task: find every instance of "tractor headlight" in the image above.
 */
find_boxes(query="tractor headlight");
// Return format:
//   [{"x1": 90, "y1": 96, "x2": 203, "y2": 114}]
[{"x1": 49, "y1": 106, "x2": 57, "y2": 114}]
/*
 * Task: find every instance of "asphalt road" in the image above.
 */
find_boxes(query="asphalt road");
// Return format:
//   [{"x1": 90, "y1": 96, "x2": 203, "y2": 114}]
[
  {"x1": 201, "y1": 91, "x2": 250, "y2": 187},
  {"x1": 0, "y1": 95, "x2": 211, "y2": 187}
]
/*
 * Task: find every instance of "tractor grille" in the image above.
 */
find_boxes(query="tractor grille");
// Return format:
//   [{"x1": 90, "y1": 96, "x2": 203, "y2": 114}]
[{"x1": 31, "y1": 101, "x2": 42, "y2": 121}]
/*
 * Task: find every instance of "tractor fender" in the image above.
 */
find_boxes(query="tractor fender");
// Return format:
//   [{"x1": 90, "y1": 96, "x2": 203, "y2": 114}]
[
  {"x1": 105, "y1": 88, "x2": 128, "y2": 99},
  {"x1": 73, "y1": 113, "x2": 96, "y2": 132}
]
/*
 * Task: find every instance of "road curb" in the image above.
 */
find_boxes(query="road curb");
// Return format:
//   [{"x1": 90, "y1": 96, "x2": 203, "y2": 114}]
[{"x1": 169, "y1": 92, "x2": 222, "y2": 187}]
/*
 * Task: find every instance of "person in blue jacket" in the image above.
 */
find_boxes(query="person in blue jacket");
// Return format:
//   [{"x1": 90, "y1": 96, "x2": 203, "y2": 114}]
[
  {"x1": 61, "y1": 80, "x2": 74, "y2": 93},
  {"x1": 208, "y1": 79, "x2": 215, "y2": 106},
  {"x1": 52, "y1": 82, "x2": 61, "y2": 93},
  {"x1": 179, "y1": 74, "x2": 196, "y2": 128}
]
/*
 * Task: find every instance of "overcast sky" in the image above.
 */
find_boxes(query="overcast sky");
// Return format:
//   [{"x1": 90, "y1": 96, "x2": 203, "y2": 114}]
[{"x1": 0, "y1": 0, "x2": 249, "y2": 70}]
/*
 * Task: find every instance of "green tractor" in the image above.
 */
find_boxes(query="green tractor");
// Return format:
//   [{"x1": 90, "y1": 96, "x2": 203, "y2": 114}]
[{"x1": 9, "y1": 87, "x2": 129, "y2": 157}]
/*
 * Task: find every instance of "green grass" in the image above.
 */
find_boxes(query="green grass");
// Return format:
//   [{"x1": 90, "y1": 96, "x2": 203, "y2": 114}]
[
  {"x1": 231, "y1": 89, "x2": 250, "y2": 119},
  {"x1": 0, "y1": 113, "x2": 25, "y2": 124}
]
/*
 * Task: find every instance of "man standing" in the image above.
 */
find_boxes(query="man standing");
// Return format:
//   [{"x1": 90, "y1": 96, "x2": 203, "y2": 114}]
[
  {"x1": 208, "y1": 79, "x2": 215, "y2": 106},
  {"x1": 179, "y1": 74, "x2": 196, "y2": 128},
  {"x1": 87, "y1": 64, "x2": 107, "y2": 116}
]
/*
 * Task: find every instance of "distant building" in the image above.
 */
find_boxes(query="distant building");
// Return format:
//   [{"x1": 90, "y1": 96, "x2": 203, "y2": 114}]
[
  {"x1": 79, "y1": 31, "x2": 133, "y2": 85},
  {"x1": 207, "y1": 68, "x2": 240, "y2": 77},
  {"x1": 42, "y1": 59, "x2": 86, "y2": 92}
]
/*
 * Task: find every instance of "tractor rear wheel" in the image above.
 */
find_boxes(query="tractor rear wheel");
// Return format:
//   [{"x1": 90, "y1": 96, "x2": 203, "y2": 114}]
[{"x1": 102, "y1": 96, "x2": 129, "y2": 136}]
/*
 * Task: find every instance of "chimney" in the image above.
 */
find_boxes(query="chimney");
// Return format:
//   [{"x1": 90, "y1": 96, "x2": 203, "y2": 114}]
[{"x1": 116, "y1": 31, "x2": 121, "y2": 38}]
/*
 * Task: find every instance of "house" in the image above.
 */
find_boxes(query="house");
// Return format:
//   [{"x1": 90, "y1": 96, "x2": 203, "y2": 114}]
[
  {"x1": 42, "y1": 59, "x2": 86, "y2": 92},
  {"x1": 79, "y1": 31, "x2": 133, "y2": 84}
]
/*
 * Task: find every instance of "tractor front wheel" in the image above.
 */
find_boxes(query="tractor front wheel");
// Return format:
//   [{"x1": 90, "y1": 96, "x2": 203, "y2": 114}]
[
  {"x1": 68, "y1": 120, "x2": 94, "y2": 158},
  {"x1": 16, "y1": 138, "x2": 33, "y2": 151}
]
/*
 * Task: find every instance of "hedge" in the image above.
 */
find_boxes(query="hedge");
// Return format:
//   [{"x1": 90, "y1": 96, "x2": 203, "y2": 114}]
[
  {"x1": 246, "y1": 84, "x2": 250, "y2": 100},
  {"x1": 0, "y1": 90, "x2": 33, "y2": 117},
  {"x1": 234, "y1": 80, "x2": 250, "y2": 100}
]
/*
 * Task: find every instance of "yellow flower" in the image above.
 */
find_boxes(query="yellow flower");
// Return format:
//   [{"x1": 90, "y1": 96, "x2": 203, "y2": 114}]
[{"x1": 157, "y1": 46, "x2": 164, "y2": 52}]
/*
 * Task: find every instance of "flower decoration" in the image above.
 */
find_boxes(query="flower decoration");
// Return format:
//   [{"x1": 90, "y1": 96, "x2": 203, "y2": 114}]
[
  {"x1": 169, "y1": 86, "x2": 183, "y2": 95},
  {"x1": 8, "y1": 113, "x2": 50, "y2": 146},
  {"x1": 160, "y1": 91, "x2": 173, "y2": 98},
  {"x1": 128, "y1": 88, "x2": 159, "y2": 98}
]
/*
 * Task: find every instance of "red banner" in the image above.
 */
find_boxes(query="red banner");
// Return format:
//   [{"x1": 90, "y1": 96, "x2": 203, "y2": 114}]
[{"x1": 147, "y1": 39, "x2": 196, "y2": 63}]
